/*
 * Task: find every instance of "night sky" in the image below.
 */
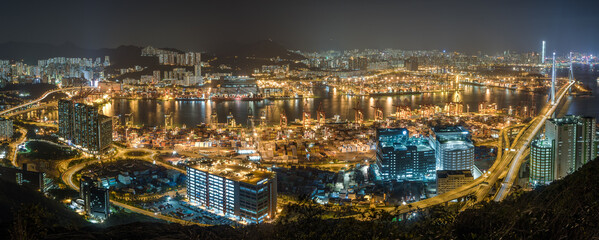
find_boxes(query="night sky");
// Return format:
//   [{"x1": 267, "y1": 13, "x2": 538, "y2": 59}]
[{"x1": 2, "y1": 0, "x2": 598, "y2": 53}]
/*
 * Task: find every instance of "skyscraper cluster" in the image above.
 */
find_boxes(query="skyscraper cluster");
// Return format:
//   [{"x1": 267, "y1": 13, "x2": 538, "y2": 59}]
[
  {"x1": 58, "y1": 100, "x2": 112, "y2": 154},
  {"x1": 375, "y1": 128, "x2": 436, "y2": 181},
  {"x1": 375, "y1": 126, "x2": 476, "y2": 195},
  {"x1": 530, "y1": 115, "x2": 596, "y2": 186},
  {"x1": 141, "y1": 46, "x2": 202, "y2": 66}
]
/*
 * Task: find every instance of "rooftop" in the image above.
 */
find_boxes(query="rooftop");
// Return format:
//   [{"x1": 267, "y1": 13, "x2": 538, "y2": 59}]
[
  {"x1": 436, "y1": 170, "x2": 473, "y2": 178},
  {"x1": 433, "y1": 125, "x2": 472, "y2": 144},
  {"x1": 532, "y1": 138, "x2": 553, "y2": 149},
  {"x1": 188, "y1": 160, "x2": 274, "y2": 185},
  {"x1": 548, "y1": 115, "x2": 595, "y2": 125},
  {"x1": 433, "y1": 125, "x2": 468, "y2": 133}
]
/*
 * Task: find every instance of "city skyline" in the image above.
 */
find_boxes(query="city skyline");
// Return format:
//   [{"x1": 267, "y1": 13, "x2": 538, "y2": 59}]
[
  {"x1": 1, "y1": 0, "x2": 599, "y2": 53},
  {"x1": 1, "y1": 1, "x2": 599, "y2": 238}
]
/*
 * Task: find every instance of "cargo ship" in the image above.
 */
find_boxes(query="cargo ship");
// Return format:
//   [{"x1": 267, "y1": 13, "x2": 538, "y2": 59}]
[
  {"x1": 210, "y1": 95, "x2": 264, "y2": 101},
  {"x1": 368, "y1": 91, "x2": 422, "y2": 97}
]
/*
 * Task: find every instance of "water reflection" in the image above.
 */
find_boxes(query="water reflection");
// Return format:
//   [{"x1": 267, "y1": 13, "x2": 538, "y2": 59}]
[{"x1": 103, "y1": 74, "x2": 599, "y2": 127}]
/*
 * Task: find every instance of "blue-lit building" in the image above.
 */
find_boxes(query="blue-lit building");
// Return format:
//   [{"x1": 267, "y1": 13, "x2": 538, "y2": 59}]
[
  {"x1": 431, "y1": 126, "x2": 474, "y2": 172},
  {"x1": 529, "y1": 138, "x2": 554, "y2": 186},
  {"x1": 375, "y1": 128, "x2": 436, "y2": 181},
  {"x1": 186, "y1": 162, "x2": 277, "y2": 224}
]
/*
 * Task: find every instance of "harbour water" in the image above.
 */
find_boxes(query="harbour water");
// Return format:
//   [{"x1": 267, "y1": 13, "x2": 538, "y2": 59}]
[{"x1": 102, "y1": 69, "x2": 599, "y2": 127}]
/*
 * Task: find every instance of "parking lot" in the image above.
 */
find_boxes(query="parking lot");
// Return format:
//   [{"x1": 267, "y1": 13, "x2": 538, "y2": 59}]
[{"x1": 142, "y1": 198, "x2": 239, "y2": 225}]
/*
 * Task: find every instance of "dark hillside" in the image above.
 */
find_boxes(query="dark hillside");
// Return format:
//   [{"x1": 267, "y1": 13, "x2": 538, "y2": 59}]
[{"x1": 3, "y1": 157, "x2": 599, "y2": 239}]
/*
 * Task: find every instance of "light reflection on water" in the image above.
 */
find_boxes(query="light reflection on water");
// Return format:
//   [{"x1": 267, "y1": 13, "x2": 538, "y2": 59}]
[{"x1": 102, "y1": 73, "x2": 599, "y2": 127}]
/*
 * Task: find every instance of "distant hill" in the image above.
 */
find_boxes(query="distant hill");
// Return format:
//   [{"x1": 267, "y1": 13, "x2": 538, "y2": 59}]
[
  {"x1": 0, "y1": 42, "x2": 164, "y2": 68},
  {"x1": 209, "y1": 39, "x2": 307, "y2": 75},
  {"x1": 218, "y1": 39, "x2": 305, "y2": 61},
  {"x1": 0, "y1": 41, "x2": 101, "y2": 64}
]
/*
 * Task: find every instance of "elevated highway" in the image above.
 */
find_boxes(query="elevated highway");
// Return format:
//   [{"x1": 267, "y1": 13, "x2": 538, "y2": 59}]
[
  {"x1": 0, "y1": 86, "x2": 91, "y2": 116},
  {"x1": 373, "y1": 81, "x2": 574, "y2": 214},
  {"x1": 493, "y1": 80, "x2": 575, "y2": 201}
]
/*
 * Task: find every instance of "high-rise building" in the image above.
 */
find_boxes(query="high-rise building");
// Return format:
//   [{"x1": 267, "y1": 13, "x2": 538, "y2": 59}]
[
  {"x1": 88, "y1": 186, "x2": 110, "y2": 219},
  {"x1": 529, "y1": 138, "x2": 554, "y2": 186},
  {"x1": 405, "y1": 57, "x2": 419, "y2": 71},
  {"x1": 550, "y1": 52, "x2": 556, "y2": 105},
  {"x1": 541, "y1": 41, "x2": 546, "y2": 64},
  {"x1": 575, "y1": 117, "x2": 596, "y2": 168},
  {"x1": 58, "y1": 100, "x2": 112, "y2": 154},
  {"x1": 436, "y1": 170, "x2": 473, "y2": 195},
  {"x1": 0, "y1": 117, "x2": 13, "y2": 140},
  {"x1": 58, "y1": 99, "x2": 74, "y2": 140},
  {"x1": 194, "y1": 64, "x2": 203, "y2": 85},
  {"x1": 80, "y1": 176, "x2": 110, "y2": 220},
  {"x1": 348, "y1": 57, "x2": 368, "y2": 71},
  {"x1": 545, "y1": 115, "x2": 596, "y2": 180},
  {"x1": 0, "y1": 165, "x2": 45, "y2": 192},
  {"x1": 80, "y1": 176, "x2": 94, "y2": 200},
  {"x1": 375, "y1": 128, "x2": 436, "y2": 181},
  {"x1": 186, "y1": 162, "x2": 277, "y2": 224},
  {"x1": 595, "y1": 131, "x2": 599, "y2": 158},
  {"x1": 432, "y1": 126, "x2": 474, "y2": 172}
]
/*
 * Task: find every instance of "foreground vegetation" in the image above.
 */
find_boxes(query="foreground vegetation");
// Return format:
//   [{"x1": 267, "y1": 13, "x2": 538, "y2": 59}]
[{"x1": 2, "y1": 157, "x2": 599, "y2": 239}]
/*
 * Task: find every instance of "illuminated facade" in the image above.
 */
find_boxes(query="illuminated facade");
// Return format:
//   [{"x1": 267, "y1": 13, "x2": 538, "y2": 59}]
[
  {"x1": 80, "y1": 176, "x2": 110, "y2": 220},
  {"x1": 436, "y1": 170, "x2": 473, "y2": 195},
  {"x1": 58, "y1": 100, "x2": 112, "y2": 154},
  {"x1": 432, "y1": 126, "x2": 474, "y2": 172},
  {"x1": 375, "y1": 128, "x2": 436, "y2": 181},
  {"x1": 545, "y1": 115, "x2": 596, "y2": 179},
  {"x1": 529, "y1": 139, "x2": 554, "y2": 186},
  {"x1": 186, "y1": 163, "x2": 277, "y2": 224},
  {"x1": 0, "y1": 117, "x2": 13, "y2": 140},
  {"x1": 541, "y1": 41, "x2": 546, "y2": 64}
]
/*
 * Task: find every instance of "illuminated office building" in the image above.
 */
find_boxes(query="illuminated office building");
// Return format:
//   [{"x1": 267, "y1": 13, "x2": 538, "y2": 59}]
[
  {"x1": 80, "y1": 176, "x2": 110, "y2": 220},
  {"x1": 436, "y1": 170, "x2": 473, "y2": 195},
  {"x1": 545, "y1": 115, "x2": 596, "y2": 180},
  {"x1": 186, "y1": 162, "x2": 277, "y2": 224},
  {"x1": 375, "y1": 128, "x2": 436, "y2": 181},
  {"x1": 529, "y1": 138, "x2": 554, "y2": 186},
  {"x1": 432, "y1": 126, "x2": 474, "y2": 172}
]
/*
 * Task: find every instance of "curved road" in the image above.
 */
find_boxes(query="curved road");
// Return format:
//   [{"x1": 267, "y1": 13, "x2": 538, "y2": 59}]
[
  {"x1": 61, "y1": 147, "x2": 205, "y2": 226},
  {"x1": 9, "y1": 128, "x2": 28, "y2": 167}
]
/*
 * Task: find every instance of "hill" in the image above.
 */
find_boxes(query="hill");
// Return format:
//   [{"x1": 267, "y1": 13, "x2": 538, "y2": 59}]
[
  {"x1": 0, "y1": 42, "x2": 160, "y2": 68},
  {"x1": 208, "y1": 39, "x2": 307, "y2": 75},
  {"x1": 218, "y1": 39, "x2": 305, "y2": 61},
  {"x1": 7, "y1": 157, "x2": 588, "y2": 239},
  {"x1": 0, "y1": 180, "x2": 87, "y2": 239}
]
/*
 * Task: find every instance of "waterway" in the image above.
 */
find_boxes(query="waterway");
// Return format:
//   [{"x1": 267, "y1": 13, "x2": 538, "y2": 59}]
[{"x1": 101, "y1": 66, "x2": 599, "y2": 127}]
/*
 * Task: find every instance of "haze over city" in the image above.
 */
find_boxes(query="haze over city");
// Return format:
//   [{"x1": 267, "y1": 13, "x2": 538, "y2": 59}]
[
  {"x1": 2, "y1": 0, "x2": 599, "y2": 53},
  {"x1": 0, "y1": 0, "x2": 598, "y2": 239}
]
